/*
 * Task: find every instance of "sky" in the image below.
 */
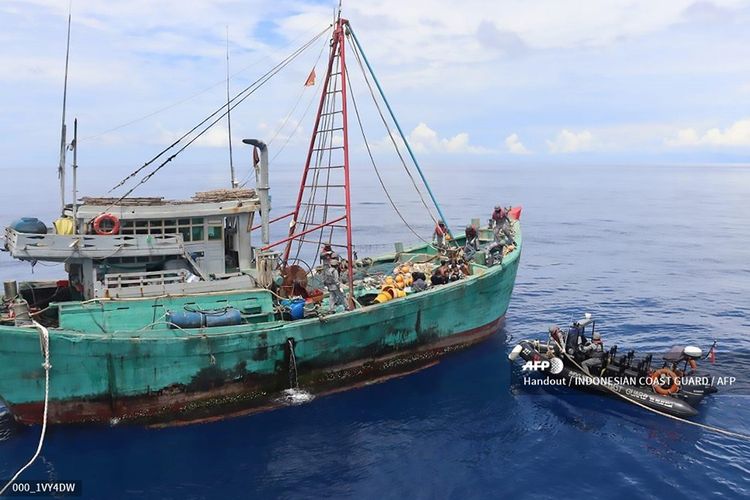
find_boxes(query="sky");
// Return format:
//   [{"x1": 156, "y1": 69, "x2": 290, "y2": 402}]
[{"x1": 1, "y1": 0, "x2": 749, "y2": 195}]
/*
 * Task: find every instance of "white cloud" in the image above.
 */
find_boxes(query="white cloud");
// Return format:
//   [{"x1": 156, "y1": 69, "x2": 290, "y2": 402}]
[
  {"x1": 408, "y1": 122, "x2": 487, "y2": 154},
  {"x1": 666, "y1": 119, "x2": 750, "y2": 147},
  {"x1": 546, "y1": 129, "x2": 594, "y2": 153},
  {"x1": 504, "y1": 133, "x2": 530, "y2": 154}
]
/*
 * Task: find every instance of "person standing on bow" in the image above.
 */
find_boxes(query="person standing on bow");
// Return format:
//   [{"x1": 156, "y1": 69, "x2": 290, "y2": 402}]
[
  {"x1": 490, "y1": 206, "x2": 514, "y2": 246},
  {"x1": 489, "y1": 205, "x2": 506, "y2": 229}
]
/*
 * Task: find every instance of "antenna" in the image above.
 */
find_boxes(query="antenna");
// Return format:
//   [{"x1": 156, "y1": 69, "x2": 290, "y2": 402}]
[
  {"x1": 226, "y1": 25, "x2": 237, "y2": 188},
  {"x1": 58, "y1": 6, "x2": 72, "y2": 215}
]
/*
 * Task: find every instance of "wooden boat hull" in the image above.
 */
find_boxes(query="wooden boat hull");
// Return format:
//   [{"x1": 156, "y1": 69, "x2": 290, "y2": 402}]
[{"x1": 0, "y1": 237, "x2": 521, "y2": 426}]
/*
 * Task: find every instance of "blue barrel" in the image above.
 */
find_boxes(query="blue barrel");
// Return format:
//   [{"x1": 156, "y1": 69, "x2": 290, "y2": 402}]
[
  {"x1": 167, "y1": 311, "x2": 203, "y2": 329},
  {"x1": 204, "y1": 308, "x2": 242, "y2": 327},
  {"x1": 10, "y1": 217, "x2": 47, "y2": 234},
  {"x1": 289, "y1": 299, "x2": 306, "y2": 320}
]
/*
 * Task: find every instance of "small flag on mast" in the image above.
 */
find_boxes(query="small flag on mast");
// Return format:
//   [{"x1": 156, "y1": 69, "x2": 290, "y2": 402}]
[{"x1": 304, "y1": 68, "x2": 316, "y2": 87}]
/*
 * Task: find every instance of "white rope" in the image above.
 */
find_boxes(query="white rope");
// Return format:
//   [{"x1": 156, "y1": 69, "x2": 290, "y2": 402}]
[
  {"x1": 0, "y1": 321, "x2": 51, "y2": 497},
  {"x1": 550, "y1": 338, "x2": 750, "y2": 441}
]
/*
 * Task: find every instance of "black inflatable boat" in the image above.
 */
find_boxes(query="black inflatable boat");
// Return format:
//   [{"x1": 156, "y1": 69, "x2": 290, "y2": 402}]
[{"x1": 508, "y1": 314, "x2": 718, "y2": 417}]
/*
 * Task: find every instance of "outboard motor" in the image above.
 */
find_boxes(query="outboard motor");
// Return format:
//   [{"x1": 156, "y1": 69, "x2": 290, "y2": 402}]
[{"x1": 565, "y1": 326, "x2": 580, "y2": 355}]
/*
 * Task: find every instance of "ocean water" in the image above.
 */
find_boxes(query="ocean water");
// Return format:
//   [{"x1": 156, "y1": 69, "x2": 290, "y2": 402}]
[{"x1": 1, "y1": 163, "x2": 749, "y2": 499}]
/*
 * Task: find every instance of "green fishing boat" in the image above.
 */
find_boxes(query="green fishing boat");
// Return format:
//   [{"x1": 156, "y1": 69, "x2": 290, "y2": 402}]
[{"x1": 0, "y1": 16, "x2": 522, "y2": 426}]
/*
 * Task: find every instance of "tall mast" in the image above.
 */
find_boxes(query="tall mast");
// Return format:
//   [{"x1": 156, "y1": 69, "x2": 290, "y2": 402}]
[
  {"x1": 58, "y1": 8, "x2": 72, "y2": 215},
  {"x1": 226, "y1": 26, "x2": 237, "y2": 188},
  {"x1": 262, "y1": 17, "x2": 355, "y2": 306}
]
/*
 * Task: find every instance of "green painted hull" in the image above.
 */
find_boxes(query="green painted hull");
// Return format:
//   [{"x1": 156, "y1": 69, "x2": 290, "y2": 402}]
[{"x1": 0, "y1": 231, "x2": 521, "y2": 425}]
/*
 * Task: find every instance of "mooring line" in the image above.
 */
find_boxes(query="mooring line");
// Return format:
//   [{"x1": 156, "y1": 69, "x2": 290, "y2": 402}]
[{"x1": 0, "y1": 322, "x2": 51, "y2": 496}]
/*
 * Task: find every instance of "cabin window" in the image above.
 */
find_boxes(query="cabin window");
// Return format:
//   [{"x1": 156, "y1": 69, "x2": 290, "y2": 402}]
[
  {"x1": 114, "y1": 218, "x2": 213, "y2": 242},
  {"x1": 207, "y1": 226, "x2": 222, "y2": 241},
  {"x1": 177, "y1": 219, "x2": 205, "y2": 242}
]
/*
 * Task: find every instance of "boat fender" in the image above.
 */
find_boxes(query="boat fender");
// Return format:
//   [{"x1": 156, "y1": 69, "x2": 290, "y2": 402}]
[
  {"x1": 651, "y1": 368, "x2": 680, "y2": 395},
  {"x1": 508, "y1": 344, "x2": 523, "y2": 361},
  {"x1": 92, "y1": 213, "x2": 121, "y2": 236}
]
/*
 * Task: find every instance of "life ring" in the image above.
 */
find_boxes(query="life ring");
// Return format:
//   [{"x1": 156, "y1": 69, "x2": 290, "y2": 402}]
[
  {"x1": 93, "y1": 213, "x2": 121, "y2": 236},
  {"x1": 651, "y1": 368, "x2": 680, "y2": 395}
]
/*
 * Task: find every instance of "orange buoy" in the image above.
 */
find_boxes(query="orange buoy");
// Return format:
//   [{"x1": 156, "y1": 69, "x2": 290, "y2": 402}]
[
  {"x1": 651, "y1": 368, "x2": 680, "y2": 395},
  {"x1": 92, "y1": 213, "x2": 121, "y2": 236}
]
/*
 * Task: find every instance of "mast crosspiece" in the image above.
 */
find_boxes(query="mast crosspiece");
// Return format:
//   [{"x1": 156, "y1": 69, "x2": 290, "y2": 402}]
[{"x1": 277, "y1": 18, "x2": 355, "y2": 306}]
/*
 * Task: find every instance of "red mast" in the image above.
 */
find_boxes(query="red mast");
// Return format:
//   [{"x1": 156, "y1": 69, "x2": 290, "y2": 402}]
[{"x1": 278, "y1": 17, "x2": 355, "y2": 306}]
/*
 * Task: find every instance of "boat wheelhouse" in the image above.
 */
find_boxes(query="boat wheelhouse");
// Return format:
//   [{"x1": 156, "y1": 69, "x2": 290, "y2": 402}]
[{"x1": 5, "y1": 189, "x2": 266, "y2": 300}]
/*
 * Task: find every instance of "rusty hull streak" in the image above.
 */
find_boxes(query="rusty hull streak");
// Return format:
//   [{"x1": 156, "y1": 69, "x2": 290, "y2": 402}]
[{"x1": 10, "y1": 316, "x2": 504, "y2": 427}]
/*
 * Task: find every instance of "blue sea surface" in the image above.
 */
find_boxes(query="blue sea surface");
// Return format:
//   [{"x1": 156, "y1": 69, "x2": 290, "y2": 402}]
[{"x1": 1, "y1": 163, "x2": 749, "y2": 499}]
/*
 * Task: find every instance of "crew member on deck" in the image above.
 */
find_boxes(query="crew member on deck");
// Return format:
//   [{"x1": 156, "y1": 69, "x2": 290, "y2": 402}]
[
  {"x1": 489, "y1": 206, "x2": 506, "y2": 228},
  {"x1": 464, "y1": 224, "x2": 479, "y2": 259},
  {"x1": 490, "y1": 206, "x2": 513, "y2": 244},
  {"x1": 320, "y1": 243, "x2": 337, "y2": 265},
  {"x1": 581, "y1": 331, "x2": 604, "y2": 374},
  {"x1": 430, "y1": 259, "x2": 450, "y2": 285},
  {"x1": 547, "y1": 325, "x2": 564, "y2": 356},
  {"x1": 322, "y1": 257, "x2": 346, "y2": 312},
  {"x1": 433, "y1": 220, "x2": 448, "y2": 249}
]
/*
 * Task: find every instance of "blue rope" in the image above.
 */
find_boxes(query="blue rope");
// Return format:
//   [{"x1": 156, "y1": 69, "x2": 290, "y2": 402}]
[{"x1": 347, "y1": 24, "x2": 452, "y2": 235}]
